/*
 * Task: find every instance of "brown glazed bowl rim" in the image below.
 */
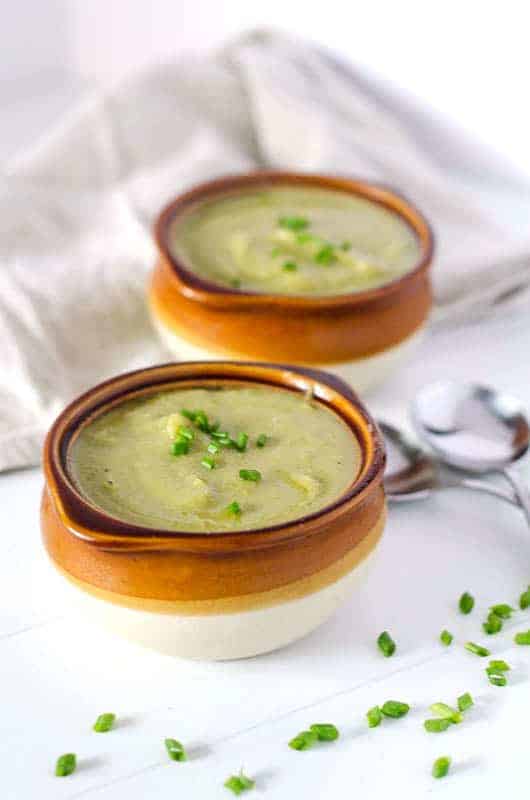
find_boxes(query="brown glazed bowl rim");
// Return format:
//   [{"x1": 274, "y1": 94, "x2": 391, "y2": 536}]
[
  {"x1": 154, "y1": 170, "x2": 434, "y2": 310},
  {"x1": 43, "y1": 362, "x2": 385, "y2": 553}
]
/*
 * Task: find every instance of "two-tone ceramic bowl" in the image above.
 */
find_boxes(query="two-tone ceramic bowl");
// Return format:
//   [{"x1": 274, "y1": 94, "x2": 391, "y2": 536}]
[
  {"x1": 149, "y1": 172, "x2": 434, "y2": 392},
  {"x1": 41, "y1": 361, "x2": 386, "y2": 660}
]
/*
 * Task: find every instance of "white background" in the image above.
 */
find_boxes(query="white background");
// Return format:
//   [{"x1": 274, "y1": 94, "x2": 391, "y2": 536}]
[
  {"x1": 2, "y1": 4, "x2": 530, "y2": 799},
  {"x1": 1, "y1": 0, "x2": 530, "y2": 172}
]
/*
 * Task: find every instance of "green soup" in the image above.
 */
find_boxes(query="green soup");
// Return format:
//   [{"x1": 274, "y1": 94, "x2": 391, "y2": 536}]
[
  {"x1": 171, "y1": 186, "x2": 419, "y2": 296},
  {"x1": 69, "y1": 385, "x2": 361, "y2": 532}
]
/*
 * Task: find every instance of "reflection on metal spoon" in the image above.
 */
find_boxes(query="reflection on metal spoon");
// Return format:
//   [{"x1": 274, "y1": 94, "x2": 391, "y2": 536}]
[
  {"x1": 379, "y1": 421, "x2": 517, "y2": 506},
  {"x1": 412, "y1": 381, "x2": 530, "y2": 524}
]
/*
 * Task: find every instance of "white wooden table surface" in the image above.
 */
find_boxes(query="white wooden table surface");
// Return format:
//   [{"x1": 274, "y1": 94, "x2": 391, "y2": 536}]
[{"x1": 2, "y1": 309, "x2": 530, "y2": 800}]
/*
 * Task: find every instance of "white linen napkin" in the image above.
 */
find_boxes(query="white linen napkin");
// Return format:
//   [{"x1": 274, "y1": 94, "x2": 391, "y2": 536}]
[{"x1": 2, "y1": 29, "x2": 530, "y2": 472}]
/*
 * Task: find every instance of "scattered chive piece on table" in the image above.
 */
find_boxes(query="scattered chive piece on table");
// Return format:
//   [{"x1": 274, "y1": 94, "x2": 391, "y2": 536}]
[
  {"x1": 432, "y1": 756, "x2": 451, "y2": 779},
  {"x1": 226, "y1": 501, "x2": 241, "y2": 516},
  {"x1": 380, "y1": 700, "x2": 410, "y2": 719},
  {"x1": 377, "y1": 631, "x2": 396, "y2": 657},
  {"x1": 282, "y1": 261, "x2": 298, "y2": 272},
  {"x1": 519, "y1": 587, "x2": 530, "y2": 609},
  {"x1": 457, "y1": 692, "x2": 474, "y2": 713},
  {"x1": 207, "y1": 441, "x2": 220, "y2": 455},
  {"x1": 440, "y1": 629, "x2": 453, "y2": 646},
  {"x1": 483, "y1": 612, "x2": 503, "y2": 635},
  {"x1": 55, "y1": 753, "x2": 77, "y2": 777},
  {"x1": 488, "y1": 660, "x2": 510, "y2": 672},
  {"x1": 340, "y1": 241, "x2": 352, "y2": 251},
  {"x1": 366, "y1": 706, "x2": 382, "y2": 728},
  {"x1": 309, "y1": 723, "x2": 339, "y2": 742},
  {"x1": 490, "y1": 603, "x2": 515, "y2": 619},
  {"x1": 464, "y1": 641, "x2": 490, "y2": 657},
  {"x1": 93, "y1": 713, "x2": 116, "y2": 733},
  {"x1": 459, "y1": 592, "x2": 475, "y2": 614},
  {"x1": 201, "y1": 456, "x2": 216, "y2": 470},
  {"x1": 239, "y1": 469, "x2": 261, "y2": 482},
  {"x1": 224, "y1": 770, "x2": 255, "y2": 795},
  {"x1": 171, "y1": 439, "x2": 189, "y2": 456},
  {"x1": 270, "y1": 247, "x2": 281, "y2": 257},
  {"x1": 234, "y1": 432, "x2": 249, "y2": 452},
  {"x1": 288, "y1": 730, "x2": 318, "y2": 751},
  {"x1": 486, "y1": 670, "x2": 507, "y2": 687},
  {"x1": 314, "y1": 243, "x2": 336, "y2": 265},
  {"x1": 424, "y1": 718, "x2": 452, "y2": 733},
  {"x1": 256, "y1": 434, "x2": 267, "y2": 448},
  {"x1": 278, "y1": 216, "x2": 309, "y2": 231},
  {"x1": 165, "y1": 738, "x2": 187, "y2": 762},
  {"x1": 514, "y1": 630, "x2": 530, "y2": 645},
  {"x1": 429, "y1": 703, "x2": 462, "y2": 724}
]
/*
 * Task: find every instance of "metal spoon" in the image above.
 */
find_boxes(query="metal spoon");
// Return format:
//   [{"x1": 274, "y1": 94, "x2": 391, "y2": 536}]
[
  {"x1": 411, "y1": 381, "x2": 530, "y2": 523},
  {"x1": 380, "y1": 421, "x2": 517, "y2": 505}
]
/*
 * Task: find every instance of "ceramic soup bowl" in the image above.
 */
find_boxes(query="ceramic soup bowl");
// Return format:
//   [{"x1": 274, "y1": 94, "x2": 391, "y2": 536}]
[
  {"x1": 149, "y1": 172, "x2": 434, "y2": 392},
  {"x1": 41, "y1": 361, "x2": 386, "y2": 660}
]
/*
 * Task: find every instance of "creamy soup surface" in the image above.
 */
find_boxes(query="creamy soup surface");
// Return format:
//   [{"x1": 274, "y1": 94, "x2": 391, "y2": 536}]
[
  {"x1": 171, "y1": 187, "x2": 420, "y2": 296},
  {"x1": 69, "y1": 385, "x2": 361, "y2": 532}
]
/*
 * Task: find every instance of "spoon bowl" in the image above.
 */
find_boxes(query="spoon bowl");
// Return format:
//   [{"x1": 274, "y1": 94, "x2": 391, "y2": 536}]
[
  {"x1": 411, "y1": 381, "x2": 530, "y2": 524},
  {"x1": 380, "y1": 420, "x2": 517, "y2": 505},
  {"x1": 412, "y1": 381, "x2": 530, "y2": 473}
]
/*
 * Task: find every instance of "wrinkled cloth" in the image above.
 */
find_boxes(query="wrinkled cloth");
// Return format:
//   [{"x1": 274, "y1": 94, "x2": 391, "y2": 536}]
[{"x1": 2, "y1": 29, "x2": 530, "y2": 471}]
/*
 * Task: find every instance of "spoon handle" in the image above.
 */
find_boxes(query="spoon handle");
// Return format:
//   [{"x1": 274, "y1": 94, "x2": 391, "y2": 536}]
[{"x1": 502, "y1": 465, "x2": 530, "y2": 525}]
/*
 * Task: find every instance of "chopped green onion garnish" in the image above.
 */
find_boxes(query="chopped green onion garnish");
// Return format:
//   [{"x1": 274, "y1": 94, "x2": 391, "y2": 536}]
[
  {"x1": 457, "y1": 692, "x2": 474, "y2": 713},
  {"x1": 226, "y1": 501, "x2": 241, "y2": 516},
  {"x1": 432, "y1": 756, "x2": 451, "y2": 779},
  {"x1": 177, "y1": 425, "x2": 194, "y2": 441},
  {"x1": 256, "y1": 434, "x2": 267, "y2": 448},
  {"x1": 55, "y1": 753, "x2": 76, "y2": 777},
  {"x1": 366, "y1": 706, "x2": 382, "y2": 728},
  {"x1": 208, "y1": 441, "x2": 220, "y2": 455},
  {"x1": 282, "y1": 261, "x2": 298, "y2": 272},
  {"x1": 224, "y1": 770, "x2": 255, "y2": 794},
  {"x1": 314, "y1": 243, "x2": 336, "y2": 265},
  {"x1": 239, "y1": 469, "x2": 261, "y2": 482},
  {"x1": 486, "y1": 670, "x2": 507, "y2": 687},
  {"x1": 234, "y1": 432, "x2": 249, "y2": 452},
  {"x1": 459, "y1": 592, "x2": 475, "y2": 614},
  {"x1": 288, "y1": 729, "x2": 318, "y2": 750},
  {"x1": 380, "y1": 700, "x2": 410, "y2": 719},
  {"x1": 201, "y1": 456, "x2": 216, "y2": 470},
  {"x1": 490, "y1": 603, "x2": 515, "y2": 619},
  {"x1": 171, "y1": 439, "x2": 189, "y2": 456},
  {"x1": 309, "y1": 723, "x2": 339, "y2": 741},
  {"x1": 93, "y1": 713, "x2": 116, "y2": 733},
  {"x1": 514, "y1": 629, "x2": 530, "y2": 645},
  {"x1": 230, "y1": 278, "x2": 241, "y2": 288},
  {"x1": 519, "y1": 586, "x2": 530, "y2": 609},
  {"x1": 165, "y1": 738, "x2": 187, "y2": 762},
  {"x1": 296, "y1": 232, "x2": 314, "y2": 243},
  {"x1": 211, "y1": 430, "x2": 231, "y2": 443},
  {"x1": 440, "y1": 629, "x2": 453, "y2": 646},
  {"x1": 278, "y1": 216, "x2": 309, "y2": 231},
  {"x1": 340, "y1": 241, "x2": 352, "y2": 251},
  {"x1": 377, "y1": 630, "x2": 396, "y2": 657},
  {"x1": 194, "y1": 411, "x2": 210, "y2": 432},
  {"x1": 424, "y1": 718, "x2": 452, "y2": 733},
  {"x1": 181, "y1": 409, "x2": 196, "y2": 421},
  {"x1": 270, "y1": 247, "x2": 281, "y2": 258},
  {"x1": 429, "y1": 703, "x2": 462, "y2": 724},
  {"x1": 483, "y1": 612, "x2": 503, "y2": 635},
  {"x1": 488, "y1": 659, "x2": 510, "y2": 672},
  {"x1": 464, "y1": 641, "x2": 490, "y2": 657}
]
